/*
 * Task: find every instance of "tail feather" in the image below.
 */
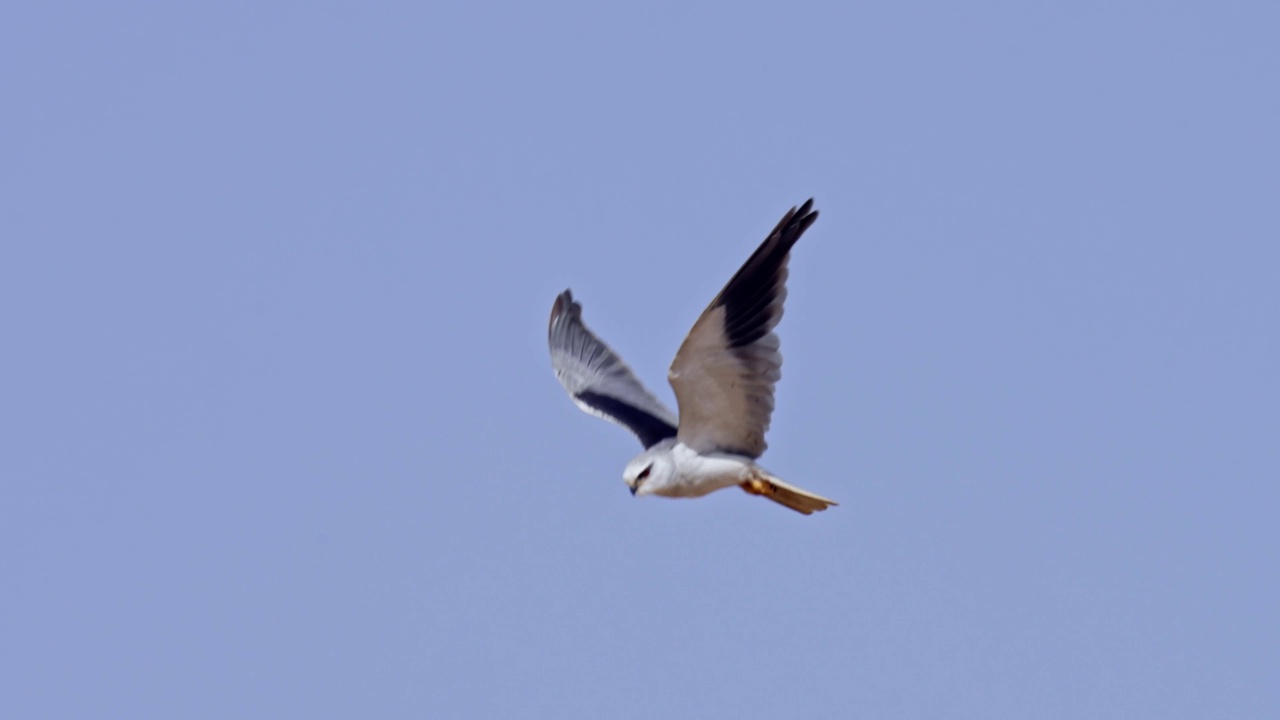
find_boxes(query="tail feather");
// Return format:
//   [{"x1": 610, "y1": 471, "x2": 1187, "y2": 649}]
[{"x1": 740, "y1": 473, "x2": 838, "y2": 515}]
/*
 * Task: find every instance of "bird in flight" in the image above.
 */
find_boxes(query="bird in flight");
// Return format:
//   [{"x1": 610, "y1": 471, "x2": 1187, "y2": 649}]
[{"x1": 547, "y1": 200, "x2": 837, "y2": 515}]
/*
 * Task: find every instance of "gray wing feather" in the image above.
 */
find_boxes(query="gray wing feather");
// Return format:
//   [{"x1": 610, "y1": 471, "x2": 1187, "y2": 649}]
[
  {"x1": 548, "y1": 290, "x2": 679, "y2": 448},
  {"x1": 668, "y1": 200, "x2": 818, "y2": 458}
]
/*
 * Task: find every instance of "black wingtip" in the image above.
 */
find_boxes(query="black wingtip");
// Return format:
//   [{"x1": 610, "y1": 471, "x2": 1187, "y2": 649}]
[
  {"x1": 791, "y1": 198, "x2": 818, "y2": 237},
  {"x1": 712, "y1": 200, "x2": 820, "y2": 348},
  {"x1": 765, "y1": 199, "x2": 818, "y2": 248}
]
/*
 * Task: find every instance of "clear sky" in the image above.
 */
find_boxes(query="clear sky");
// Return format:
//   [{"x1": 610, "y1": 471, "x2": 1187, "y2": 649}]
[{"x1": 3, "y1": 2, "x2": 1277, "y2": 717}]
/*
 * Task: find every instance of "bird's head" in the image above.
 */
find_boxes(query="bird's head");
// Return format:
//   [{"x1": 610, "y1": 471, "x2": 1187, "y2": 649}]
[{"x1": 623, "y1": 447, "x2": 675, "y2": 497}]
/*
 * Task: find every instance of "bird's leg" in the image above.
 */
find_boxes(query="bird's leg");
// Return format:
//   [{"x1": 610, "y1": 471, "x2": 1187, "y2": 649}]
[{"x1": 740, "y1": 478, "x2": 774, "y2": 496}]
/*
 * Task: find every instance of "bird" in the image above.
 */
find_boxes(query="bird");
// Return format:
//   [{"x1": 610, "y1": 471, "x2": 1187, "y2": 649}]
[{"x1": 547, "y1": 199, "x2": 838, "y2": 515}]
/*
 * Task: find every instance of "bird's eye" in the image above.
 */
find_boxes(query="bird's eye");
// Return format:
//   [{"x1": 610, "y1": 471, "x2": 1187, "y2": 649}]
[{"x1": 637, "y1": 465, "x2": 652, "y2": 481}]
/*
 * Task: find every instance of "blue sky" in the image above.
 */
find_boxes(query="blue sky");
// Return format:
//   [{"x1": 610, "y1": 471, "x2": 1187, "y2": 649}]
[{"x1": 3, "y1": 2, "x2": 1277, "y2": 717}]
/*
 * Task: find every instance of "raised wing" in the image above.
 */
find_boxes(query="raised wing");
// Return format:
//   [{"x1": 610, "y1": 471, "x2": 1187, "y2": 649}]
[
  {"x1": 548, "y1": 290, "x2": 679, "y2": 448},
  {"x1": 667, "y1": 200, "x2": 818, "y2": 458}
]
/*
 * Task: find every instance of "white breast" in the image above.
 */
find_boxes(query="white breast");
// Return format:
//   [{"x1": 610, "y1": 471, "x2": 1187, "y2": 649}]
[{"x1": 657, "y1": 442, "x2": 756, "y2": 498}]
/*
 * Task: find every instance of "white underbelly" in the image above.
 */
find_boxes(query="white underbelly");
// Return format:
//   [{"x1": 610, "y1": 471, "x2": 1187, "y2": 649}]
[{"x1": 655, "y1": 443, "x2": 755, "y2": 498}]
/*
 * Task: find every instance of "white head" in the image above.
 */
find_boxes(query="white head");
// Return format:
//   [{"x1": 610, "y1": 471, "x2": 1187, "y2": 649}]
[{"x1": 623, "y1": 443, "x2": 677, "y2": 497}]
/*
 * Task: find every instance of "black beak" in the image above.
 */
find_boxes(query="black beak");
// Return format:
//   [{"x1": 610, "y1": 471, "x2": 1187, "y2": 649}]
[{"x1": 629, "y1": 485, "x2": 637, "y2": 496}]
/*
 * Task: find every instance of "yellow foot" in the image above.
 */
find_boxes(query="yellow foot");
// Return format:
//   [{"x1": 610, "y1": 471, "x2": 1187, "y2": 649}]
[{"x1": 740, "y1": 479, "x2": 773, "y2": 496}]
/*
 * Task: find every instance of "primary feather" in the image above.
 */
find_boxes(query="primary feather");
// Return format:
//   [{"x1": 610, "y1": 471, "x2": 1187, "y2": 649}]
[
  {"x1": 668, "y1": 200, "x2": 818, "y2": 457},
  {"x1": 548, "y1": 290, "x2": 678, "y2": 448}
]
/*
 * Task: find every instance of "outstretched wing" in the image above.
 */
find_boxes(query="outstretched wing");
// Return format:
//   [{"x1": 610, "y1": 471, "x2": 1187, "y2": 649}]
[
  {"x1": 668, "y1": 200, "x2": 818, "y2": 458},
  {"x1": 548, "y1": 290, "x2": 679, "y2": 448}
]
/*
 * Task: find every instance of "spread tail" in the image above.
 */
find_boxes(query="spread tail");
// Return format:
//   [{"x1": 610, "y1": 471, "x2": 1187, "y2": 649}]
[{"x1": 740, "y1": 472, "x2": 838, "y2": 515}]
